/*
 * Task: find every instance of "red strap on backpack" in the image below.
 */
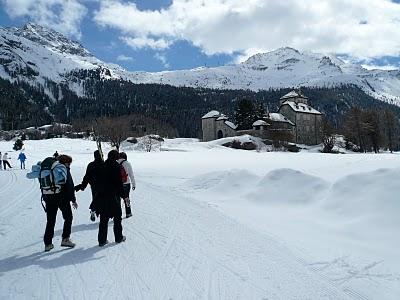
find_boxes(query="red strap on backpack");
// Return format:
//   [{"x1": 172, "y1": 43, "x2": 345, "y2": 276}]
[{"x1": 119, "y1": 160, "x2": 128, "y2": 182}]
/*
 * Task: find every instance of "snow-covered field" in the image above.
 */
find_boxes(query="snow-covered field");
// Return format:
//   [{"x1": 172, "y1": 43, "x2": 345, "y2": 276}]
[{"x1": 0, "y1": 138, "x2": 399, "y2": 299}]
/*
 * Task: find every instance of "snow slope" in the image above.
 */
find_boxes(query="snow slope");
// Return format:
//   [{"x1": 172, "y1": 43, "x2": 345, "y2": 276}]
[
  {"x1": 1, "y1": 24, "x2": 400, "y2": 105},
  {"x1": 0, "y1": 23, "x2": 122, "y2": 98},
  {"x1": 0, "y1": 138, "x2": 399, "y2": 299}
]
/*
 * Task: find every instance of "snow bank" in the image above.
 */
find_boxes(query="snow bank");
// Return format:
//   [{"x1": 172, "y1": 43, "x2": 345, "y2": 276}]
[
  {"x1": 208, "y1": 134, "x2": 268, "y2": 151},
  {"x1": 184, "y1": 169, "x2": 259, "y2": 197},
  {"x1": 248, "y1": 168, "x2": 330, "y2": 205},
  {"x1": 323, "y1": 168, "x2": 400, "y2": 226}
]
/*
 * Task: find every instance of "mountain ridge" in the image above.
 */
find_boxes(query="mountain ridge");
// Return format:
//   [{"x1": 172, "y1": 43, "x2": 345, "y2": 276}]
[{"x1": 0, "y1": 23, "x2": 400, "y2": 106}]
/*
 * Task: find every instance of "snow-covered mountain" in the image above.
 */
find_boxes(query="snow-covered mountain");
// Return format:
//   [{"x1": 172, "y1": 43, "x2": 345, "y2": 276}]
[
  {"x1": 1, "y1": 23, "x2": 400, "y2": 105},
  {"x1": 0, "y1": 23, "x2": 121, "y2": 99}
]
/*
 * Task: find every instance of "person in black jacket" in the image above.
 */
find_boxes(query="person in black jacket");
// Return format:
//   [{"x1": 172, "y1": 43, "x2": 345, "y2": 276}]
[
  {"x1": 75, "y1": 150, "x2": 104, "y2": 222},
  {"x1": 43, "y1": 154, "x2": 78, "y2": 252},
  {"x1": 96, "y1": 150, "x2": 126, "y2": 246}
]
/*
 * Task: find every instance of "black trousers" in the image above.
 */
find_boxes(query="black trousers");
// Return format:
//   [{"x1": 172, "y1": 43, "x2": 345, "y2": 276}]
[
  {"x1": 121, "y1": 184, "x2": 132, "y2": 216},
  {"x1": 43, "y1": 195, "x2": 73, "y2": 245},
  {"x1": 3, "y1": 160, "x2": 11, "y2": 170},
  {"x1": 98, "y1": 200, "x2": 123, "y2": 244}
]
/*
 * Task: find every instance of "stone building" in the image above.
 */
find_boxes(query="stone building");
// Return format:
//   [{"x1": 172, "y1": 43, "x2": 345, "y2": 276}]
[
  {"x1": 201, "y1": 110, "x2": 237, "y2": 142},
  {"x1": 278, "y1": 91, "x2": 323, "y2": 145},
  {"x1": 201, "y1": 91, "x2": 323, "y2": 145}
]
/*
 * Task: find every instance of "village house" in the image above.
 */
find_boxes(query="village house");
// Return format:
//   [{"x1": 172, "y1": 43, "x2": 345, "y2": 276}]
[
  {"x1": 201, "y1": 91, "x2": 323, "y2": 145},
  {"x1": 201, "y1": 110, "x2": 237, "y2": 141},
  {"x1": 278, "y1": 91, "x2": 323, "y2": 145}
]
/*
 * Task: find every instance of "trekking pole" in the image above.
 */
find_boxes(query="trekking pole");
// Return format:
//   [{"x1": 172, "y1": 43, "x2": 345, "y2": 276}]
[
  {"x1": 40, "y1": 195, "x2": 47, "y2": 212},
  {"x1": 92, "y1": 120, "x2": 104, "y2": 161}
]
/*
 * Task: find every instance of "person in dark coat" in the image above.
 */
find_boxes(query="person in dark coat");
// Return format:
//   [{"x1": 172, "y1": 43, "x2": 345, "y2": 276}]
[
  {"x1": 96, "y1": 150, "x2": 126, "y2": 246},
  {"x1": 75, "y1": 150, "x2": 104, "y2": 221},
  {"x1": 43, "y1": 154, "x2": 78, "y2": 251}
]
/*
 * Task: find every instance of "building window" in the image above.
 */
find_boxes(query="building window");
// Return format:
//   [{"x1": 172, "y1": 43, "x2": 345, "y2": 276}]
[{"x1": 217, "y1": 130, "x2": 223, "y2": 139}]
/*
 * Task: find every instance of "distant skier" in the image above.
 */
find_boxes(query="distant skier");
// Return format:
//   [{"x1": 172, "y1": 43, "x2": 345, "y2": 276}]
[
  {"x1": 75, "y1": 150, "x2": 104, "y2": 222},
  {"x1": 96, "y1": 150, "x2": 126, "y2": 247},
  {"x1": 117, "y1": 152, "x2": 136, "y2": 218},
  {"x1": 18, "y1": 151, "x2": 27, "y2": 169},
  {"x1": 53, "y1": 151, "x2": 59, "y2": 158},
  {"x1": 0, "y1": 151, "x2": 2, "y2": 170},
  {"x1": 3, "y1": 152, "x2": 12, "y2": 170}
]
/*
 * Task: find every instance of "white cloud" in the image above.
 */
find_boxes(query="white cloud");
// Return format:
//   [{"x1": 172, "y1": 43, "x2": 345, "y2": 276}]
[
  {"x1": 94, "y1": 0, "x2": 400, "y2": 60},
  {"x1": 2, "y1": 0, "x2": 87, "y2": 39},
  {"x1": 121, "y1": 36, "x2": 171, "y2": 50},
  {"x1": 116, "y1": 54, "x2": 134, "y2": 62},
  {"x1": 362, "y1": 64, "x2": 399, "y2": 71},
  {"x1": 154, "y1": 53, "x2": 170, "y2": 69}
]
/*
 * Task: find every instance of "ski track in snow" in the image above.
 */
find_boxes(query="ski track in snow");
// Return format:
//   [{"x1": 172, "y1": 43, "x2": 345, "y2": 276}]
[
  {"x1": 2, "y1": 138, "x2": 400, "y2": 300},
  {"x1": 0, "y1": 165, "x2": 362, "y2": 300}
]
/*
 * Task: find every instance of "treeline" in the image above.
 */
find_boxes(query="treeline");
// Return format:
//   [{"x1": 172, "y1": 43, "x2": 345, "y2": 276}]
[
  {"x1": 0, "y1": 78, "x2": 52, "y2": 130},
  {"x1": 342, "y1": 107, "x2": 398, "y2": 152},
  {"x1": 1, "y1": 73, "x2": 400, "y2": 143},
  {"x1": 51, "y1": 77, "x2": 400, "y2": 137}
]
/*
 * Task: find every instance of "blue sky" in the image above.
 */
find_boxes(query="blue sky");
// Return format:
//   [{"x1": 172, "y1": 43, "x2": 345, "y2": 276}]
[{"x1": 1, "y1": 0, "x2": 400, "y2": 72}]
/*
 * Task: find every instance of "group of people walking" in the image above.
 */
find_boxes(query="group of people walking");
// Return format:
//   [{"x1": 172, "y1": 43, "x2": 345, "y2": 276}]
[{"x1": 27, "y1": 149, "x2": 136, "y2": 251}]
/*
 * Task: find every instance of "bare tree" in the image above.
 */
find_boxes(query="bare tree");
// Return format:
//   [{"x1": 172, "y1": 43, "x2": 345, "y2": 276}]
[
  {"x1": 343, "y1": 107, "x2": 365, "y2": 152},
  {"x1": 343, "y1": 107, "x2": 386, "y2": 153},
  {"x1": 269, "y1": 130, "x2": 294, "y2": 151},
  {"x1": 321, "y1": 117, "x2": 336, "y2": 153},
  {"x1": 96, "y1": 115, "x2": 133, "y2": 150},
  {"x1": 142, "y1": 135, "x2": 164, "y2": 152},
  {"x1": 363, "y1": 109, "x2": 382, "y2": 153},
  {"x1": 383, "y1": 109, "x2": 397, "y2": 153}
]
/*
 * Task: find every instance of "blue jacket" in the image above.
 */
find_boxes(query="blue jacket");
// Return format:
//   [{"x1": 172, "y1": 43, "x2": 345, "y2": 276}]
[{"x1": 18, "y1": 153, "x2": 26, "y2": 161}]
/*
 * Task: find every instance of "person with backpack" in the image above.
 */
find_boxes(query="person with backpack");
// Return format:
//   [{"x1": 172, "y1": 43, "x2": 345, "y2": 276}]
[
  {"x1": 96, "y1": 150, "x2": 126, "y2": 247},
  {"x1": 27, "y1": 154, "x2": 78, "y2": 252},
  {"x1": 75, "y1": 150, "x2": 104, "y2": 222},
  {"x1": 18, "y1": 151, "x2": 27, "y2": 169},
  {"x1": 117, "y1": 152, "x2": 136, "y2": 218},
  {"x1": 3, "y1": 152, "x2": 12, "y2": 170}
]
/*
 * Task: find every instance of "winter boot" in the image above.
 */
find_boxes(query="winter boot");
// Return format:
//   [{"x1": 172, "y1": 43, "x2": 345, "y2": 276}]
[
  {"x1": 116, "y1": 236, "x2": 126, "y2": 243},
  {"x1": 90, "y1": 211, "x2": 96, "y2": 222},
  {"x1": 61, "y1": 238, "x2": 75, "y2": 248},
  {"x1": 99, "y1": 240, "x2": 109, "y2": 247},
  {"x1": 44, "y1": 244, "x2": 54, "y2": 252},
  {"x1": 126, "y1": 213, "x2": 133, "y2": 218}
]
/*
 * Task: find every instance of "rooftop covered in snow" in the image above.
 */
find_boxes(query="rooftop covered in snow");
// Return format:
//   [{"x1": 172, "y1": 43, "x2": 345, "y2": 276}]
[
  {"x1": 224, "y1": 120, "x2": 237, "y2": 129},
  {"x1": 253, "y1": 120, "x2": 269, "y2": 126},
  {"x1": 267, "y1": 113, "x2": 295, "y2": 125},
  {"x1": 202, "y1": 110, "x2": 221, "y2": 119},
  {"x1": 281, "y1": 101, "x2": 322, "y2": 115},
  {"x1": 280, "y1": 90, "x2": 308, "y2": 100}
]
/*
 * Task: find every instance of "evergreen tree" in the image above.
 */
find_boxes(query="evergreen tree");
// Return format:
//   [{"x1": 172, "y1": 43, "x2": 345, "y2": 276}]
[{"x1": 234, "y1": 99, "x2": 259, "y2": 130}]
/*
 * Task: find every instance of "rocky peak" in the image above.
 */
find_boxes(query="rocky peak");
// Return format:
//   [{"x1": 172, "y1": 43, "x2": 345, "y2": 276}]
[
  {"x1": 14, "y1": 23, "x2": 91, "y2": 57},
  {"x1": 241, "y1": 47, "x2": 305, "y2": 70}
]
